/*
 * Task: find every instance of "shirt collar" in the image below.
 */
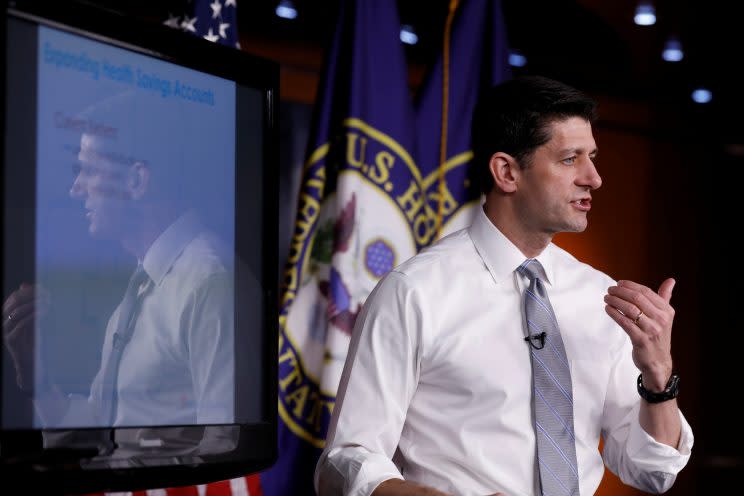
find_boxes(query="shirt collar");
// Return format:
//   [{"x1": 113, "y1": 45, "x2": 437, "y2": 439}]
[
  {"x1": 142, "y1": 210, "x2": 203, "y2": 286},
  {"x1": 468, "y1": 206, "x2": 556, "y2": 286}
]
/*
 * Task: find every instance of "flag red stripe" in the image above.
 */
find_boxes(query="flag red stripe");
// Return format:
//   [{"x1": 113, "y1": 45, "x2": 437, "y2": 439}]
[
  {"x1": 166, "y1": 485, "x2": 199, "y2": 495},
  {"x1": 205, "y1": 479, "x2": 232, "y2": 496},
  {"x1": 247, "y1": 475, "x2": 263, "y2": 496}
]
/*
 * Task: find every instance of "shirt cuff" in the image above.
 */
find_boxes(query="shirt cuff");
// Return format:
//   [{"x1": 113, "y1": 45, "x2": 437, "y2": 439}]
[
  {"x1": 320, "y1": 446, "x2": 404, "y2": 496},
  {"x1": 359, "y1": 472, "x2": 405, "y2": 496},
  {"x1": 626, "y1": 406, "x2": 694, "y2": 475}
]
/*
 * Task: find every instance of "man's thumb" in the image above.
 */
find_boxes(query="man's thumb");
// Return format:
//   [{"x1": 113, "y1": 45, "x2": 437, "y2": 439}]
[{"x1": 658, "y1": 278, "x2": 676, "y2": 303}]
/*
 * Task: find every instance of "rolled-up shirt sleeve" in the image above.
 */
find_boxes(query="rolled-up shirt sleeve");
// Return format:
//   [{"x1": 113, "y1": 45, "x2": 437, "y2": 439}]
[
  {"x1": 601, "y1": 335, "x2": 694, "y2": 493},
  {"x1": 315, "y1": 271, "x2": 427, "y2": 496}
]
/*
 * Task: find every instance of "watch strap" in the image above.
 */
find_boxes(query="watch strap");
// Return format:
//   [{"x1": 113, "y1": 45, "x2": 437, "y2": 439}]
[{"x1": 637, "y1": 373, "x2": 680, "y2": 403}]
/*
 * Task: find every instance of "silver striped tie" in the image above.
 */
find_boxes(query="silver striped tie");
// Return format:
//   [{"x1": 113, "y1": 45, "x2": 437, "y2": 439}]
[{"x1": 518, "y1": 259, "x2": 580, "y2": 496}]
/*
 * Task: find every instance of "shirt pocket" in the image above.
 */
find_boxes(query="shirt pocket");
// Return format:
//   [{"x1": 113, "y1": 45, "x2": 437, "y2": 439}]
[{"x1": 569, "y1": 352, "x2": 611, "y2": 449}]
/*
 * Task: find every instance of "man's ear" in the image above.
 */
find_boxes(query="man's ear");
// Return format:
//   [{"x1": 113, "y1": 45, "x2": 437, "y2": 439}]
[
  {"x1": 127, "y1": 162, "x2": 150, "y2": 200},
  {"x1": 488, "y1": 152, "x2": 519, "y2": 193}
]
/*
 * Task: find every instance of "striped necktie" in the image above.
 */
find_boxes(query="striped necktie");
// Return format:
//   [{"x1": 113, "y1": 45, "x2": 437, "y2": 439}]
[
  {"x1": 517, "y1": 259, "x2": 580, "y2": 496},
  {"x1": 98, "y1": 264, "x2": 150, "y2": 426}
]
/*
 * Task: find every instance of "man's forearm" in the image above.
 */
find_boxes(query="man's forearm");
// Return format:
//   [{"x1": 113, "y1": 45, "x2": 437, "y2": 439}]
[
  {"x1": 372, "y1": 479, "x2": 451, "y2": 496},
  {"x1": 639, "y1": 398, "x2": 682, "y2": 448}
]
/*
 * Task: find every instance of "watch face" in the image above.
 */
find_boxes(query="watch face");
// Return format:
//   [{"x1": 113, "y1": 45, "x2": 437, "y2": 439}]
[
  {"x1": 637, "y1": 374, "x2": 680, "y2": 403},
  {"x1": 665, "y1": 374, "x2": 681, "y2": 397}
]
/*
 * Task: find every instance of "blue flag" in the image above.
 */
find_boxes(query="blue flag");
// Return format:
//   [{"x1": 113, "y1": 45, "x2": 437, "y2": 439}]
[
  {"x1": 261, "y1": 1, "x2": 510, "y2": 495},
  {"x1": 415, "y1": 0, "x2": 511, "y2": 235}
]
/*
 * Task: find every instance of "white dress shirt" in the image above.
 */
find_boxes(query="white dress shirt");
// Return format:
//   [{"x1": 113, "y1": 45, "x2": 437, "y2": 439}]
[
  {"x1": 315, "y1": 207, "x2": 693, "y2": 496},
  {"x1": 57, "y1": 211, "x2": 235, "y2": 427}
]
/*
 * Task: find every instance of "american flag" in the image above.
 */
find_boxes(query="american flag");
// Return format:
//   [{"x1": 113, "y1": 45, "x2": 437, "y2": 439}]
[{"x1": 163, "y1": 0, "x2": 240, "y2": 49}]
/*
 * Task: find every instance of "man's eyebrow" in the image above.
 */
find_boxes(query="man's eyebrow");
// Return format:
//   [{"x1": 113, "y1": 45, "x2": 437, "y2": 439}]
[{"x1": 557, "y1": 147, "x2": 599, "y2": 155}]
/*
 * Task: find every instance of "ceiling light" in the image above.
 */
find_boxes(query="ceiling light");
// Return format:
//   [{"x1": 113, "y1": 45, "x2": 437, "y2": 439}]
[
  {"x1": 275, "y1": 0, "x2": 298, "y2": 20},
  {"x1": 400, "y1": 25, "x2": 418, "y2": 45},
  {"x1": 691, "y1": 88, "x2": 712, "y2": 104},
  {"x1": 662, "y1": 37, "x2": 684, "y2": 62},
  {"x1": 634, "y1": 2, "x2": 656, "y2": 26},
  {"x1": 508, "y1": 50, "x2": 527, "y2": 67}
]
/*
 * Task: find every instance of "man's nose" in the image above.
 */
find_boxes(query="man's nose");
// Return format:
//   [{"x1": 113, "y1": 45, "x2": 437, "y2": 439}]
[
  {"x1": 69, "y1": 174, "x2": 85, "y2": 198},
  {"x1": 579, "y1": 159, "x2": 602, "y2": 190}
]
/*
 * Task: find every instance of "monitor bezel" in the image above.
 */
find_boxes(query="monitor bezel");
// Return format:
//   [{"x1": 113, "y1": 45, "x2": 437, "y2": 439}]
[{"x1": 1, "y1": 1, "x2": 279, "y2": 492}]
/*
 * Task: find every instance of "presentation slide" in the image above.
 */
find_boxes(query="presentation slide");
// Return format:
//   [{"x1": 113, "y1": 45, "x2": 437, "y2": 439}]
[{"x1": 29, "y1": 25, "x2": 237, "y2": 428}]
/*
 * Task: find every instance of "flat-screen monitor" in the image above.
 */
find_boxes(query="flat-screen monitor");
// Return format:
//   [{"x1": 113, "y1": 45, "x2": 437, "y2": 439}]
[{"x1": 1, "y1": 1, "x2": 278, "y2": 492}]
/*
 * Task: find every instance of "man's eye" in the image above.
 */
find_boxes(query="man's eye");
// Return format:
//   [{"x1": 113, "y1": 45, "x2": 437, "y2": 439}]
[
  {"x1": 72, "y1": 164, "x2": 97, "y2": 177},
  {"x1": 562, "y1": 157, "x2": 576, "y2": 165}
]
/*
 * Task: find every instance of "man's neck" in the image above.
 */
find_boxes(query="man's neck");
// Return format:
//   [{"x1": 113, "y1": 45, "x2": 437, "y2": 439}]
[
  {"x1": 120, "y1": 207, "x2": 182, "y2": 260},
  {"x1": 482, "y1": 201, "x2": 552, "y2": 259}
]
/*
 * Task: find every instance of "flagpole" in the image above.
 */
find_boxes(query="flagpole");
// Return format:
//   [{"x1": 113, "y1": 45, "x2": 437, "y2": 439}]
[{"x1": 436, "y1": 0, "x2": 460, "y2": 240}]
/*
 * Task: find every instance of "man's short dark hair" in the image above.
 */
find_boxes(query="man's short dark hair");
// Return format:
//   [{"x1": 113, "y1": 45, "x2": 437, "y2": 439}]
[{"x1": 470, "y1": 75, "x2": 598, "y2": 194}]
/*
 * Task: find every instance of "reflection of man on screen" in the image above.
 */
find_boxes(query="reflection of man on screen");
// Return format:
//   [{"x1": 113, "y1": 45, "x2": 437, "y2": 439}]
[{"x1": 3, "y1": 92, "x2": 235, "y2": 429}]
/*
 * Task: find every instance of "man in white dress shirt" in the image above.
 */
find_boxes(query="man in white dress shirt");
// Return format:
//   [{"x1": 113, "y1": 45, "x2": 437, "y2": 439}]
[{"x1": 315, "y1": 76, "x2": 693, "y2": 496}]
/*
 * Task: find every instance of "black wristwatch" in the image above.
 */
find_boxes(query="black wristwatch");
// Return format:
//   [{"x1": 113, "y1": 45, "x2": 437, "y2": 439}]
[{"x1": 637, "y1": 373, "x2": 680, "y2": 403}]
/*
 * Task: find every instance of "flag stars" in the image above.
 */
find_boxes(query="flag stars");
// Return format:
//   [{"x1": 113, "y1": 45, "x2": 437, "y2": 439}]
[
  {"x1": 210, "y1": 0, "x2": 223, "y2": 19},
  {"x1": 365, "y1": 240, "x2": 395, "y2": 278},
  {"x1": 204, "y1": 27, "x2": 220, "y2": 43},
  {"x1": 180, "y1": 16, "x2": 197, "y2": 33},
  {"x1": 219, "y1": 22, "x2": 230, "y2": 38},
  {"x1": 163, "y1": 14, "x2": 180, "y2": 29},
  {"x1": 171, "y1": 1, "x2": 238, "y2": 48}
]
